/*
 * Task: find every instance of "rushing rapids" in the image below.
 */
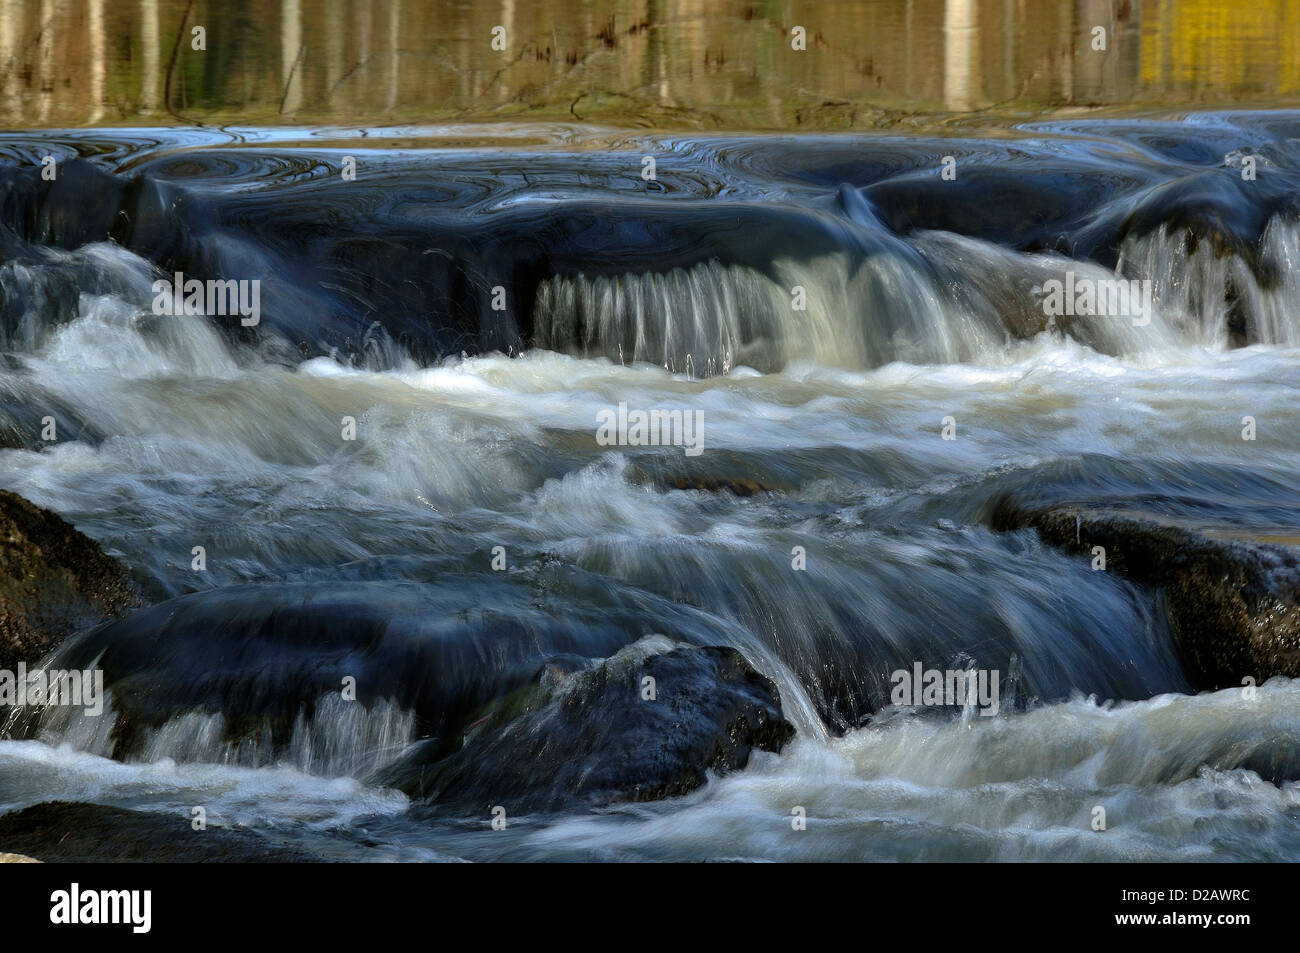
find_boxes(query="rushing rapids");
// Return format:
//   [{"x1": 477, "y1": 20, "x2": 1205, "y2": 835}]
[{"x1": 0, "y1": 113, "x2": 1298, "y2": 861}]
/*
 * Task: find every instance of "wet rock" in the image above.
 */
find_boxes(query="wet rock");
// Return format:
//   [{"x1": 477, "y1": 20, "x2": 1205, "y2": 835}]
[
  {"x1": 666, "y1": 475, "x2": 775, "y2": 496},
  {"x1": 37, "y1": 577, "x2": 752, "y2": 760},
  {"x1": 0, "y1": 490, "x2": 139, "y2": 673},
  {"x1": 622, "y1": 457, "x2": 785, "y2": 496},
  {"x1": 376, "y1": 636, "x2": 795, "y2": 814},
  {"x1": 992, "y1": 500, "x2": 1300, "y2": 689},
  {"x1": 0, "y1": 802, "x2": 323, "y2": 862}
]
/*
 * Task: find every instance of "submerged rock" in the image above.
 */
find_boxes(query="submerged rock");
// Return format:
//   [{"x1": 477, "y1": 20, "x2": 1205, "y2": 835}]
[
  {"x1": 0, "y1": 802, "x2": 322, "y2": 862},
  {"x1": 666, "y1": 475, "x2": 775, "y2": 496},
  {"x1": 0, "y1": 375, "x2": 103, "y2": 450},
  {"x1": 993, "y1": 500, "x2": 1300, "y2": 690},
  {"x1": 376, "y1": 636, "x2": 795, "y2": 815},
  {"x1": 623, "y1": 457, "x2": 785, "y2": 497},
  {"x1": 35, "y1": 576, "x2": 768, "y2": 762},
  {"x1": 0, "y1": 490, "x2": 138, "y2": 673}
]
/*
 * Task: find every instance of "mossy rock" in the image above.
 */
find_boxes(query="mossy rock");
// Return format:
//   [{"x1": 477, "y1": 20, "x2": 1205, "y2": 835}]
[
  {"x1": 993, "y1": 499, "x2": 1300, "y2": 690},
  {"x1": 0, "y1": 489, "x2": 139, "y2": 672}
]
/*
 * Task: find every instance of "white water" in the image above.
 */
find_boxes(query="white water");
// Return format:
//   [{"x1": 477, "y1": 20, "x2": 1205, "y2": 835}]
[
  {"x1": 1, "y1": 228, "x2": 1299, "y2": 860},
  {"x1": 532, "y1": 221, "x2": 1300, "y2": 374}
]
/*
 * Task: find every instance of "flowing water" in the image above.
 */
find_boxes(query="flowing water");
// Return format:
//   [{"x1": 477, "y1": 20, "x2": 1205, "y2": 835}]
[{"x1": 0, "y1": 112, "x2": 1298, "y2": 861}]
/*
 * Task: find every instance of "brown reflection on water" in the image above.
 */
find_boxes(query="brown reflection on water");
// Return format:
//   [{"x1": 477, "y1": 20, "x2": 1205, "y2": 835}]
[{"x1": 0, "y1": 0, "x2": 1297, "y2": 129}]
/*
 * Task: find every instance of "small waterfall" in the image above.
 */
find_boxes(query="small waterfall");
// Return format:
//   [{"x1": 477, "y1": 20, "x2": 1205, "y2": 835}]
[
  {"x1": 534, "y1": 217, "x2": 1300, "y2": 377},
  {"x1": 12, "y1": 686, "x2": 416, "y2": 778},
  {"x1": 533, "y1": 259, "x2": 788, "y2": 375},
  {"x1": 0, "y1": 240, "x2": 157, "y2": 352},
  {"x1": 1118, "y1": 219, "x2": 1300, "y2": 348},
  {"x1": 532, "y1": 251, "x2": 1004, "y2": 375},
  {"x1": 909, "y1": 230, "x2": 1185, "y2": 359},
  {"x1": 136, "y1": 697, "x2": 415, "y2": 777}
]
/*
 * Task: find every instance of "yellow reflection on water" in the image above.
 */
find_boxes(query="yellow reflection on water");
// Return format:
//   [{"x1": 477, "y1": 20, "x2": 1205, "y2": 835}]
[{"x1": 1142, "y1": 0, "x2": 1300, "y2": 97}]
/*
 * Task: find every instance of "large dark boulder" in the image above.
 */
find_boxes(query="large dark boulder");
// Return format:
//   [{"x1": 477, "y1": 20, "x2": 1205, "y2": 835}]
[
  {"x1": 993, "y1": 500, "x2": 1300, "y2": 690},
  {"x1": 0, "y1": 802, "x2": 322, "y2": 862},
  {"x1": 34, "y1": 577, "x2": 764, "y2": 761},
  {"x1": 376, "y1": 636, "x2": 795, "y2": 815},
  {"x1": 0, "y1": 490, "x2": 139, "y2": 673}
]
